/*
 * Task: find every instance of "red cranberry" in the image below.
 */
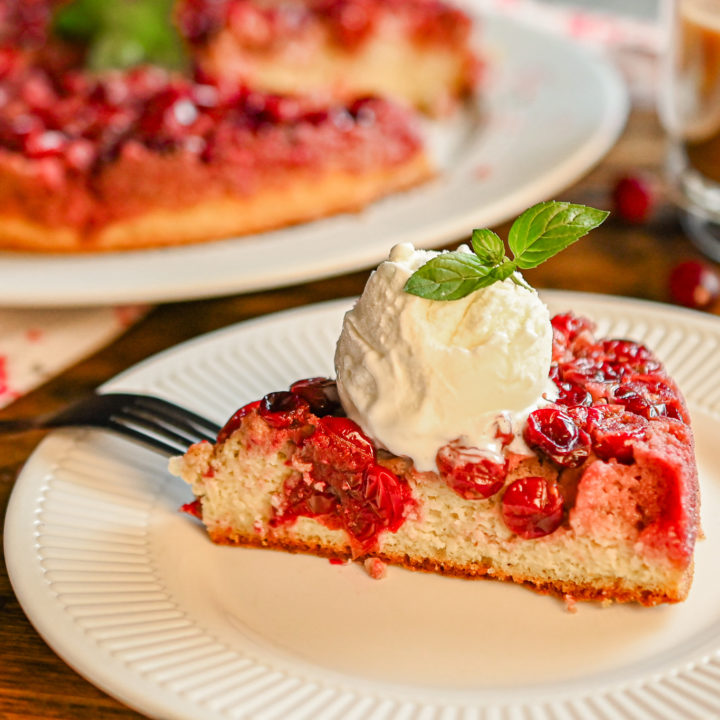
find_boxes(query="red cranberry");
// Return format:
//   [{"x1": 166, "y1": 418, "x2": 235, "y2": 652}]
[
  {"x1": 176, "y1": 0, "x2": 228, "y2": 42},
  {"x1": 138, "y1": 86, "x2": 200, "y2": 144},
  {"x1": 551, "y1": 313, "x2": 595, "y2": 345},
  {"x1": 436, "y1": 441, "x2": 507, "y2": 500},
  {"x1": 262, "y1": 94, "x2": 302, "y2": 123},
  {"x1": 280, "y1": 473, "x2": 337, "y2": 521},
  {"x1": 554, "y1": 381, "x2": 593, "y2": 407},
  {"x1": 259, "y1": 391, "x2": 310, "y2": 429},
  {"x1": 524, "y1": 408, "x2": 590, "y2": 468},
  {"x1": 559, "y1": 357, "x2": 622, "y2": 386},
  {"x1": 325, "y1": 0, "x2": 374, "y2": 49},
  {"x1": 595, "y1": 339, "x2": 660, "y2": 375},
  {"x1": 613, "y1": 384, "x2": 658, "y2": 419},
  {"x1": 280, "y1": 415, "x2": 410, "y2": 553},
  {"x1": 564, "y1": 405, "x2": 603, "y2": 434},
  {"x1": 668, "y1": 260, "x2": 720, "y2": 310},
  {"x1": 621, "y1": 376, "x2": 688, "y2": 423},
  {"x1": 216, "y1": 400, "x2": 261, "y2": 442},
  {"x1": 23, "y1": 130, "x2": 67, "y2": 159},
  {"x1": 588, "y1": 407, "x2": 648, "y2": 464},
  {"x1": 340, "y1": 463, "x2": 408, "y2": 546},
  {"x1": 290, "y1": 377, "x2": 343, "y2": 416},
  {"x1": 303, "y1": 416, "x2": 376, "y2": 472},
  {"x1": 0, "y1": 48, "x2": 22, "y2": 80},
  {"x1": 501, "y1": 476, "x2": 564, "y2": 538},
  {"x1": 612, "y1": 173, "x2": 653, "y2": 223},
  {"x1": 181, "y1": 498, "x2": 203, "y2": 519}
]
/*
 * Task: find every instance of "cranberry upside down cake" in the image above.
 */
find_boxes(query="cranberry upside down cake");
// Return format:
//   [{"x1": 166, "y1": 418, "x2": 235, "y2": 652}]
[{"x1": 171, "y1": 312, "x2": 700, "y2": 606}]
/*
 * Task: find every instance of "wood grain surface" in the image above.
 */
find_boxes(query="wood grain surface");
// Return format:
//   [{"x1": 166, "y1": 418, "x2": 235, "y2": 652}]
[{"x1": 1, "y1": 107, "x2": 718, "y2": 720}]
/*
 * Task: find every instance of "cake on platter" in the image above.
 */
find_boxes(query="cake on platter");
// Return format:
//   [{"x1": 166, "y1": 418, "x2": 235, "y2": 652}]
[
  {"x1": 176, "y1": 0, "x2": 480, "y2": 115},
  {"x1": 0, "y1": 0, "x2": 477, "y2": 252},
  {"x1": 0, "y1": 56, "x2": 430, "y2": 252},
  {"x1": 170, "y1": 202, "x2": 701, "y2": 606}
]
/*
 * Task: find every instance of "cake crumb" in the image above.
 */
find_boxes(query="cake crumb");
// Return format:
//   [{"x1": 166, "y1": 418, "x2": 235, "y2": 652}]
[
  {"x1": 563, "y1": 594, "x2": 578, "y2": 613},
  {"x1": 364, "y1": 557, "x2": 387, "y2": 579}
]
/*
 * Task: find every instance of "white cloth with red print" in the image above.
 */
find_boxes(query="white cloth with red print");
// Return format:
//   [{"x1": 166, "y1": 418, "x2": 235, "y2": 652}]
[
  {"x1": 0, "y1": 0, "x2": 659, "y2": 410},
  {"x1": 0, "y1": 306, "x2": 147, "y2": 408}
]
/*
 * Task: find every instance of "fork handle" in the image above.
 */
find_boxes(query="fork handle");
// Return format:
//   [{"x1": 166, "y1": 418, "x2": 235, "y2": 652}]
[{"x1": 0, "y1": 419, "x2": 38, "y2": 435}]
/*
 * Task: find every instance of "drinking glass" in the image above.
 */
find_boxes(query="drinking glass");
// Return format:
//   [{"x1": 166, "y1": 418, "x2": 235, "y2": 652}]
[{"x1": 659, "y1": 0, "x2": 720, "y2": 260}]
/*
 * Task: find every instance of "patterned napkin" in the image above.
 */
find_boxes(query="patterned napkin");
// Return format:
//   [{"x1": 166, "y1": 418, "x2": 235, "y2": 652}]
[
  {"x1": 0, "y1": 0, "x2": 660, "y2": 411},
  {"x1": 0, "y1": 306, "x2": 147, "y2": 409}
]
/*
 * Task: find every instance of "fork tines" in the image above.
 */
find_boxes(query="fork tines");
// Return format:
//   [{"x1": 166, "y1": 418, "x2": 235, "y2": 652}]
[{"x1": 105, "y1": 394, "x2": 222, "y2": 455}]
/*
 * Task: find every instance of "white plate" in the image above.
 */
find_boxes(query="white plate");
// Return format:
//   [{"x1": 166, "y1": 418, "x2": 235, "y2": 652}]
[
  {"x1": 5, "y1": 291, "x2": 720, "y2": 720},
  {"x1": 0, "y1": 13, "x2": 628, "y2": 307}
]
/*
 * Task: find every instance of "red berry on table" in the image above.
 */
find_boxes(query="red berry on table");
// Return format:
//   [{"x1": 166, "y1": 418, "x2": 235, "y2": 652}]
[
  {"x1": 612, "y1": 174, "x2": 653, "y2": 223},
  {"x1": 668, "y1": 260, "x2": 720, "y2": 309}
]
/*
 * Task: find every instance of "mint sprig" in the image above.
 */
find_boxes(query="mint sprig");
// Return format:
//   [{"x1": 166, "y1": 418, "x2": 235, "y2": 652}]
[
  {"x1": 403, "y1": 201, "x2": 608, "y2": 301},
  {"x1": 53, "y1": 0, "x2": 187, "y2": 71}
]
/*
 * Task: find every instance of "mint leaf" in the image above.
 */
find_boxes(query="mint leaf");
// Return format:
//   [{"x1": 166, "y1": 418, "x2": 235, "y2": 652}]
[
  {"x1": 53, "y1": 0, "x2": 103, "y2": 42},
  {"x1": 54, "y1": 0, "x2": 186, "y2": 71},
  {"x1": 508, "y1": 201, "x2": 609, "y2": 270},
  {"x1": 489, "y1": 260, "x2": 517, "y2": 282},
  {"x1": 403, "y1": 200, "x2": 608, "y2": 301},
  {"x1": 471, "y1": 229, "x2": 505, "y2": 265},
  {"x1": 403, "y1": 253, "x2": 497, "y2": 300}
]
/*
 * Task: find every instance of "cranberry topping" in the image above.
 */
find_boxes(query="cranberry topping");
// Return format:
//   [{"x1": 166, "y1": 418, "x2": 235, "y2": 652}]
[
  {"x1": 340, "y1": 463, "x2": 408, "y2": 546},
  {"x1": 557, "y1": 357, "x2": 622, "y2": 388},
  {"x1": 181, "y1": 498, "x2": 203, "y2": 519},
  {"x1": 280, "y1": 470, "x2": 338, "y2": 520},
  {"x1": 436, "y1": 441, "x2": 507, "y2": 500},
  {"x1": 0, "y1": 0, "x2": 53, "y2": 49},
  {"x1": 276, "y1": 415, "x2": 411, "y2": 554},
  {"x1": 615, "y1": 377, "x2": 687, "y2": 423},
  {"x1": 176, "y1": 0, "x2": 231, "y2": 43},
  {"x1": 216, "y1": 400, "x2": 261, "y2": 442},
  {"x1": 524, "y1": 408, "x2": 590, "y2": 468},
  {"x1": 551, "y1": 312, "x2": 595, "y2": 359},
  {"x1": 259, "y1": 391, "x2": 311, "y2": 429},
  {"x1": 594, "y1": 339, "x2": 661, "y2": 375},
  {"x1": 289, "y1": 377, "x2": 343, "y2": 417},
  {"x1": 501, "y1": 476, "x2": 564, "y2": 539},
  {"x1": 177, "y1": 0, "x2": 472, "y2": 50},
  {"x1": 613, "y1": 382, "x2": 661, "y2": 419},
  {"x1": 304, "y1": 415, "x2": 375, "y2": 471},
  {"x1": 554, "y1": 381, "x2": 593, "y2": 408},
  {"x1": 0, "y1": 62, "x2": 406, "y2": 174},
  {"x1": 584, "y1": 406, "x2": 649, "y2": 464},
  {"x1": 551, "y1": 313, "x2": 595, "y2": 345}
]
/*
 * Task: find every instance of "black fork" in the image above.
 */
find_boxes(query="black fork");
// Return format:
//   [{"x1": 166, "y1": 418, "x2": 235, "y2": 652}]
[{"x1": 0, "y1": 393, "x2": 222, "y2": 455}]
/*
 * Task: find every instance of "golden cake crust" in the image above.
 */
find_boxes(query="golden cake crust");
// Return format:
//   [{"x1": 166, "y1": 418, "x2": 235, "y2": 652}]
[
  {"x1": 201, "y1": 528, "x2": 693, "y2": 606},
  {"x1": 0, "y1": 157, "x2": 432, "y2": 252}
]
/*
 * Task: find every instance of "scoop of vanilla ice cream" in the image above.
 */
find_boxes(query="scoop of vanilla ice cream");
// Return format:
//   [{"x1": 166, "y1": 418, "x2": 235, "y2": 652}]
[{"x1": 334, "y1": 242, "x2": 556, "y2": 471}]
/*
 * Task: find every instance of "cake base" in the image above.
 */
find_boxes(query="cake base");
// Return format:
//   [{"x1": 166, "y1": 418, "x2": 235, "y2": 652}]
[{"x1": 0, "y1": 157, "x2": 432, "y2": 252}]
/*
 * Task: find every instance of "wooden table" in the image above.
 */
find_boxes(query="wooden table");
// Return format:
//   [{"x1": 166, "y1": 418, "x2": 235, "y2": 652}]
[{"x1": 1, "y1": 107, "x2": 717, "y2": 720}]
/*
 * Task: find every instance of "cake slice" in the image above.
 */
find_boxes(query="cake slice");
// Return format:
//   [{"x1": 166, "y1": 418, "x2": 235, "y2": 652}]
[
  {"x1": 176, "y1": 0, "x2": 480, "y2": 115},
  {"x1": 170, "y1": 211, "x2": 701, "y2": 606},
  {"x1": 0, "y1": 58, "x2": 431, "y2": 252},
  {"x1": 171, "y1": 325, "x2": 699, "y2": 606}
]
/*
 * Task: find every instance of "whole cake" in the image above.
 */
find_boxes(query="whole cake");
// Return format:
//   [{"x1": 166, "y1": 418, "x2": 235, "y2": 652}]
[
  {"x1": 0, "y1": 55, "x2": 430, "y2": 251},
  {"x1": 170, "y1": 204, "x2": 701, "y2": 605},
  {"x1": 176, "y1": 0, "x2": 480, "y2": 115},
  {"x1": 0, "y1": 0, "x2": 480, "y2": 251}
]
